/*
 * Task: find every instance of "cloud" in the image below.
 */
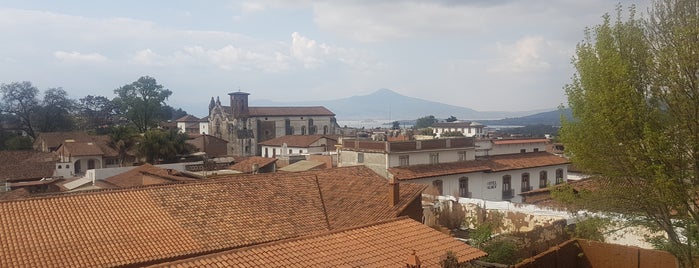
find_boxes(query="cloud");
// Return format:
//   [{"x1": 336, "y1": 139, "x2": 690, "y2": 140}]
[
  {"x1": 53, "y1": 51, "x2": 107, "y2": 62},
  {"x1": 488, "y1": 36, "x2": 554, "y2": 73}
]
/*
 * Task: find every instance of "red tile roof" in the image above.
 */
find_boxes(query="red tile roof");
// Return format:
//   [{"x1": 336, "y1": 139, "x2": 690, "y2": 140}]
[
  {"x1": 247, "y1": 106, "x2": 336, "y2": 117},
  {"x1": 33, "y1": 131, "x2": 93, "y2": 151},
  {"x1": 101, "y1": 164, "x2": 196, "y2": 188},
  {"x1": 258, "y1": 134, "x2": 335, "y2": 147},
  {"x1": 492, "y1": 138, "x2": 549, "y2": 145},
  {"x1": 0, "y1": 150, "x2": 58, "y2": 182},
  {"x1": 175, "y1": 114, "x2": 200, "y2": 122},
  {"x1": 390, "y1": 152, "x2": 570, "y2": 181},
  {"x1": 58, "y1": 141, "x2": 105, "y2": 156},
  {"x1": 0, "y1": 166, "x2": 425, "y2": 267},
  {"x1": 149, "y1": 217, "x2": 487, "y2": 267},
  {"x1": 228, "y1": 157, "x2": 277, "y2": 173}
]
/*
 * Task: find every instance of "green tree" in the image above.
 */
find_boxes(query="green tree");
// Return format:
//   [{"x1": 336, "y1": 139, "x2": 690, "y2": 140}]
[
  {"x1": 415, "y1": 115, "x2": 438, "y2": 129},
  {"x1": 34, "y1": 88, "x2": 76, "y2": 133},
  {"x1": 107, "y1": 126, "x2": 140, "y2": 167},
  {"x1": 391, "y1": 121, "x2": 400, "y2": 130},
  {"x1": 446, "y1": 116, "x2": 458, "y2": 122},
  {"x1": 441, "y1": 131, "x2": 464, "y2": 137},
  {"x1": 561, "y1": 2, "x2": 699, "y2": 266},
  {"x1": 78, "y1": 95, "x2": 118, "y2": 131},
  {"x1": 0, "y1": 81, "x2": 39, "y2": 138},
  {"x1": 113, "y1": 76, "x2": 172, "y2": 133},
  {"x1": 160, "y1": 105, "x2": 188, "y2": 122},
  {"x1": 138, "y1": 129, "x2": 194, "y2": 164}
]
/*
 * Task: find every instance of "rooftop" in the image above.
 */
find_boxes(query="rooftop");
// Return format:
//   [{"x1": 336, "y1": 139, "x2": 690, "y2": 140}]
[
  {"x1": 492, "y1": 138, "x2": 549, "y2": 145},
  {"x1": 222, "y1": 106, "x2": 336, "y2": 117},
  {"x1": 101, "y1": 163, "x2": 197, "y2": 188},
  {"x1": 0, "y1": 150, "x2": 58, "y2": 182},
  {"x1": 150, "y1": 217, "x2": 487, "y2": 267},
  {"x1": 342, "y1": 137, "x2": 475, "y2": 153},
  {"x1": 228, "y1": 156, "x2": 277, "y2": 173},
  {"x1": 0, "y1": 166, "x2": 425, "y2": 267}
]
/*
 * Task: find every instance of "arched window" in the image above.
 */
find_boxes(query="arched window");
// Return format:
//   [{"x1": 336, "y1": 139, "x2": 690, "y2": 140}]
[
  {"x1": 539, "y1": 171, "x2": 548, "y2": 188},
  {"x1": 459, "y1": 177, "x2": 470, "y2": 198},
  {"x1": 432, "y1": 180, "x2": 443, "y2": 196},
  {"x1": 323, "y1": 125, "x2": 328, "y2": 135},
  {"x1": 301, "y1": 126, "x2": 306, "y2": 135},
  {"x1": 521, "y1": 173, "x2": 531, "y2": 192},
  {"x1": 556, "y1": 169, "x2": 564, "y2": 184}
]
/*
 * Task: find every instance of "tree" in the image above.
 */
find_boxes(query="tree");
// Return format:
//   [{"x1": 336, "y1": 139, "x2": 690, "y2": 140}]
[
  {"x1": 160, "y1": 105, "x2": 188, "y2": 122},
  {"x1": 138, "y1": 129, "x2": 194, "y2": 164},
  {"x1": 391, "y1": 121, "x2": 400, "y2": 130},
  {"x1": 113, "y1": 76, "x2": 172, "y2": 132},
  {"x1": 415, "y1": 115, "x2": 438, "y2": 129},
  {"x1": 446, "y1": 116, "x2": 458, "y2": 122},
  {"x1": 560, "y1": 2, "x2": 699, "y2": 266},
  {"x1": 107, "y1": 126, "x2": 140, "y2": 167},
  {"x1": 34, "y1": 88, "x2": 76, "y2": 133},
  {"x1": 0, "y1": 81, "x2": 39, "y2": 138},
  {"x1": 441, "y1": 131, "x2": 464, "y2": 137},
  {"x1": 77, "y1": 95, "x2": 118, "y2": 131}
]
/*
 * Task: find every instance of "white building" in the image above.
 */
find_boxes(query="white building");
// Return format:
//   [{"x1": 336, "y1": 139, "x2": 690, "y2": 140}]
[
  {"x1": 338, "y1": 137, "x2": 569, "y2": 202},
  {"x1": 175, "y1": 115, "x2": 209, "y2": 135},
  {"x1": 258, "y1": 135, "x2": 337, "y2": 158},
  {"x1": 432, "y1": 122, "x2": 485, "y2": 138}
]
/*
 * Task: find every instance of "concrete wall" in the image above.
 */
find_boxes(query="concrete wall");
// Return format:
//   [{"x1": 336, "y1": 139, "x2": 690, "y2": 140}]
[
  {"x1": 339, "y1": 150, "x2": 389, "y2": 178},
  {"x1": 488, "y1": 142, "x2": 548, "y2": 156},
  {"x1": 386, "y1": 148, "x2": 476, "y2": 167}
]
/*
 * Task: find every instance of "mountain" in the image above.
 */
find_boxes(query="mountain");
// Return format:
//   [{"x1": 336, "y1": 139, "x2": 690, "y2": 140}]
[
  {"x1": 477, "y1": 108, "x2": 573, "y2": 126},
  {"x1": 250, "y1": 88, "x2": 535, "y2": 120}
]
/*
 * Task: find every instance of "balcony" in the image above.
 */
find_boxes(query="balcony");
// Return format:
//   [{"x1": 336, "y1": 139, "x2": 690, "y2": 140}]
[
  {"x1": 502, "y1": 189, "x2": 515, "y2": 199},
  {"x1": 521, "y1": 186, "x2": 533, "y2": 193}
]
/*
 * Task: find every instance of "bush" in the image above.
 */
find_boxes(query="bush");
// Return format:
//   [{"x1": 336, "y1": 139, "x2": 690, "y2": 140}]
[{"x1": 481, "y1": 239, "x2": 518, "y2": 264}]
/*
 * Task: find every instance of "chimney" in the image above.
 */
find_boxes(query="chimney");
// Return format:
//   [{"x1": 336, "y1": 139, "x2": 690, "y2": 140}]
[
  {"x1": 406, "y1": 250, "x2": 421, "y2": 268},
  {"x1": 389, "y1": 176, "x2": 400, "y2": 207},
  {"x1": 252, "y1": 163, "x2": 259, "y2": 174}
]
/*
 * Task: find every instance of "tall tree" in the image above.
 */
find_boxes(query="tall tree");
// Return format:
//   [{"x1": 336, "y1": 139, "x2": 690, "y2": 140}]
[
  {"x1": 35, "y1": 87, "x2": 76, "y2": 132},
  {"x1": 414, "y1": 115, "x2": 438, "y2": 129},
  {"x1": 113, "y1": 76, "x2": 172, "y2": 132},
  {"x1": 107, "y1": 126, "x2": 140, "y2": 167},
  {"x1": 77, "y1": 95, "x2": 119, "y2": 131},
  {"x1": 160, "y1": 105, "x2": 188, "y2": 122},
  {"x1": 0, "y1": 81, "x2": 39, "y2": 138},
  {"x1": 560, "y1": 2, "x2": 699, "y2": 266}
]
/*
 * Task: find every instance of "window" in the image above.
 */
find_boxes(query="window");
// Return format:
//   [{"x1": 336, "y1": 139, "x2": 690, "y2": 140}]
[
  {"x1": 323, "y1": 125, "x2": 328, "y2": 135},
  {"x1": 502, "y1": 175, "x2": 513, "y2": 199},
  {"x1": 539, "y1": 171, "x2": 548, "y2": 188},
  {"x1": 458, "y1": 151, "x2": 467, "y2": 162},
  {"x1": 399, "y1": 155, "x2": 410, "y2": 166},
  {"x1": 289, "y1": 149, "x2": 292, "y2": 155},
  {"x1": 358, "y1": 152, "x2": 364, "y2": 163},
  {"x1": 285, "y1": 119, "x2": 292, "y2": 135},
  {"x1": 534, "y1": 148, "x2": 539, "y2": 152},
  {"x1": 520, "y1": 149, "x2": 526, "y2": 153},
  {"x1": 556, "y1": 169, "x2": 564, "y2": 184},
  {"x1": 432, "y1": 180, "x2": 443, "y2": 195},
  {"x1": 521, "y1": 173, "x2": 531, "y2": 192},
  {"x1": 429, "y1": 153, "x2": 439, "y2": 164},
  {"x1": 301, "y1": 126, "x2": 306, "y2": 135},
  {"x1": 58, "y1": 165, "x2": 62, "y2": 169},
  {"x1": 459, "y1": 177, "x2": 470, "y2": 198}
]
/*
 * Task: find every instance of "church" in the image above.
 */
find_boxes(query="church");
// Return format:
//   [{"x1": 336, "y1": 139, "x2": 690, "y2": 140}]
[{"x1": 208, "y1": 91, "x2": 338, "y2": 156}]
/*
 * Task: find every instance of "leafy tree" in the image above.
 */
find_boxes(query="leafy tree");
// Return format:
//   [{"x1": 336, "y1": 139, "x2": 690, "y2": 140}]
[
  {"x1": 390, "y1": 121, "x2": 400, "y2": 130},
  {"x1": 0, "y1": 81, "x2": 39, "y2": 138},
  {"x1": 138, "y1": 129, "x2": 194, "y2": 164},
  {"x1": 561, "y1": 2, "x2": 699, "y2": 266},
  {"x1": 107, "y1": 126, "x2": 140, "y2": 167},
  {"x1": 415, "y1": 115, "x2": 438, "y2": 129},
  {"x1": 78, "y1": 95, "x2": 119, "y2": 131},
  {"x1": 160, "y1": 105, "x2": 188, "y2": 121},
  {"x1": 113, "y1": 76, "x2": 172, "y2": 132},
  {"x1": 481, "y1": 239, "x2": 517, "y2": 264},
  {"x1": 34, "y1": 88, "x2": 76, "y2": 133},
  {"x1": 446, "y1": 116, "x2": 458, "y2": 122},
  {"x1": 4, "y1": 134, "x2": 33, "y2": 150}
]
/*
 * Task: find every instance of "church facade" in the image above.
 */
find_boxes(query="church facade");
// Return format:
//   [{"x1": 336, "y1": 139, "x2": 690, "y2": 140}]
[{"x1": 208, "y1": 92, "x2": 337, "y2": 156}]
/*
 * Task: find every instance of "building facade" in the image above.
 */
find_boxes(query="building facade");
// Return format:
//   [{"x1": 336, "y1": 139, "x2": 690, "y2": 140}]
[
  {"x1": 432, "y1": 122, "x2": 485, "y2": 138},
  {"x1": 208, "y1": 92, "x2": 338, "y2": 156}
]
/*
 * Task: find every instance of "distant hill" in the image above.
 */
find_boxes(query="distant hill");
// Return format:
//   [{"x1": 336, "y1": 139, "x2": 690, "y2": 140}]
[
  {"x1": 477, "y1": 108, "x2": 572, "y2": 126},
  {"x1": 251, "y1": 88, "x2": 536, "y2": 120}
]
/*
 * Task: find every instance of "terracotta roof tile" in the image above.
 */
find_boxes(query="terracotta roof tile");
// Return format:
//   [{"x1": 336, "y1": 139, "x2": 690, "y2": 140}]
[
  {"x1": 258, "y1": 135, "x2": 335, "y2": 147},
  {"x1": 492, "y1": 138, "x2": 549, "y2": 145},
  {"x1": 0, "y1": 166, "x2": 424, "y2": 267},
  {"x1": 102, "y1": 164, "x2": 196, "y2": 188},
  {"x1": 58, "y1": 142, "x2": 105, "y2": 156},
  {"x1": 34, "y1": 131, "x2": 93, "y2": 151},
  {"x1": 149, "y1": 217, "x2": 486, "y2": 268},
  {"x1": 0, "y1": 150, "x2": 58, "y2": 182},
  {"x1": 228, "y1": 157, "x2": 277, "y2": 173},
  {"x1": 175, "y1": 115, "x2": 200, "y2": 122},
  {"x1": 390, "y1": 152, "x2": 570, "y2": 180}
]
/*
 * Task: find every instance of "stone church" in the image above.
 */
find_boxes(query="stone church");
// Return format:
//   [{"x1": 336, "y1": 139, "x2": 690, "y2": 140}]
[{"x1": 208, "y1": 92, "x2": 338, "y2": 156}]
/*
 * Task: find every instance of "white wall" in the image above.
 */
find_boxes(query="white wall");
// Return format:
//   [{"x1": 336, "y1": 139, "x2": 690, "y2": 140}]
[
  {"x1": 199, "y1": 122, "x2": 209, "y2": 134},
  {"x1": 386, "y1": 148, "x2": 476, "y2": 167},
  {"x1": 485, "y1": 141, "x2": 548, "y2": 156}
]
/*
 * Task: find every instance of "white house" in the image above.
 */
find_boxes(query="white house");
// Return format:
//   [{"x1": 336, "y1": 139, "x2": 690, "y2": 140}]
[
  {"x1": 258, "y1": 135, "x2": 337, "y2": 158},
  {"x1": 175, "y1": 115, "x2": 209, "y2": 135}
]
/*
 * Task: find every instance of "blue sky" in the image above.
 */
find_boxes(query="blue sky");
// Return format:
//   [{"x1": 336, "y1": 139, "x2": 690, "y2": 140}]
[{"x1": 0, "y1": 0, "x2": 649, "y2": 117}]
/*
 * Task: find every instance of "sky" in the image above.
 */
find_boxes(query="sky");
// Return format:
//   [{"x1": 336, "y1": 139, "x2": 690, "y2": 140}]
[{"x1": 0, "y1": 0, "x2": 650, "y2": 117}]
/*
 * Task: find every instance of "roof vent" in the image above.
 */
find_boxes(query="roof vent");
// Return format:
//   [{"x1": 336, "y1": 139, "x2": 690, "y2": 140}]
[{"x1": 406, "y1": 250, "x2": 421, "y2": 268}]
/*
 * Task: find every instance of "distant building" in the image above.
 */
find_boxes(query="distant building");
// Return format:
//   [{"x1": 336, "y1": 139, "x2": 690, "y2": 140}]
[
  {"x1": 432, "y1": 121, "x2": 485, "y2": 138},
  {"x1": 208, "y1": 92, "x2": 338, "y2": 156},
  {"x1": 175, "y1": 114, "x2": 209, "y2": 135},
  {"x1": 258, "y1": 134, "x2": 337, "y2": 158}
]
